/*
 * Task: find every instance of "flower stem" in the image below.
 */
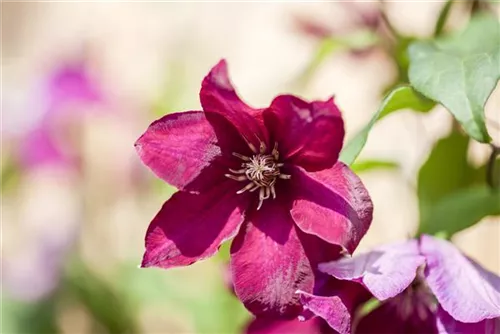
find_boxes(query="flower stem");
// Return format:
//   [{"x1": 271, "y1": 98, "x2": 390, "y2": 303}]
[{"x1": 486, "y1": 144, "x2": 500, "y2": 189}]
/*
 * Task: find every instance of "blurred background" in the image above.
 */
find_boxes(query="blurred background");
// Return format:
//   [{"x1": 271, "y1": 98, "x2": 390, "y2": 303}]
[{"x1": 2, "y1": 1, "x2": 499, "y2": 333}]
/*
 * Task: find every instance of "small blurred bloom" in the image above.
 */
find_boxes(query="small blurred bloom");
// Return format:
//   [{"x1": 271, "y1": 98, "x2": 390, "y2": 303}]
[
  {"x1": 314, "y1": 235, "x2": 500, "y2": 334},
  {"x1": 136, "y1": 60, "x2": 373, "y2": 317},
  {"x1": 19, "y1": 58, "x2": 106, "y2": 170}
]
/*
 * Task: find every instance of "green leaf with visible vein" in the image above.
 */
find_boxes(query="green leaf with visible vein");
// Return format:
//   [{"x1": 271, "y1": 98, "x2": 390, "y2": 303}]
[
  {"x1": 419, "y1": 186, "x2": 500, "y2": 237},
  {"x1": 340, "y1": 86, "x2": 434, "y2": 165},
  {"x1": 408, "y1": 14, "x2": 500, "y2": 143}
]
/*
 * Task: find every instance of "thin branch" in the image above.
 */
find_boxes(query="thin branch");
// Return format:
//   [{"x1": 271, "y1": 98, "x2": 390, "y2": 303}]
[{"x1": 486, "y1": 144, "x2": 500, "y2": 189}]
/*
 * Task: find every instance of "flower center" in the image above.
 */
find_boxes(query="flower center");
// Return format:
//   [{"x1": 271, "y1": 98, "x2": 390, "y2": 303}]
[
  {"x1": 225, "y1": 141, "x2": 290, "y2": 210},
  {"x1": 392, "y1": 268, "x2": 436, "y2": 322}
]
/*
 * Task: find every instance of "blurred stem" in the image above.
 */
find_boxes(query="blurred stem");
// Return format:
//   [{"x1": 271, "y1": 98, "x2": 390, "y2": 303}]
[
  {"x1": 487, "y1": 144, "x2": 500, "y2": 189},
  {"x1": 64, "y1": 259, "x2": 139, "y2": 334},
  {"x1": 470, "y1": 0, "x2": 481, "y2": 14},
  {"x1": 470, "y1": 0, "x2": 493, "y2": 14},
  {"x1": 379, "y1": 1, "x2": 400, "y2": 40},
  {"x1": 434, "y1": 0, "x2": 454, "y2": 37}
]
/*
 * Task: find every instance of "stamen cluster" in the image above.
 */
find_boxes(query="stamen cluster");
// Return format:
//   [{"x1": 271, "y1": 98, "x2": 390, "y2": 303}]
[{"x1": 225, "y1": 141, "x2": 290, "y2": 210}]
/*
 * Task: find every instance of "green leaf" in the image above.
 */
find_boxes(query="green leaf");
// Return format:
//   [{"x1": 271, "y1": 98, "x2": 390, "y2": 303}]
[
  {"x1": 408, "y1": 14, "x2": 500, "y2": 143},
  {"x1": 417, "y1": 130, "x2": 473, "y2": 221},
  {"x1": 419, "y1": 186, "x2": 500, "y2": 236},
  {"x1": 416, "y1": 130, "x2": 500, "y2": 236},
  {"x1": 340, "y1": 86, "x2": 434, "y2": 165},
  {"x1": 350, "y1": 159, "x2": 399, "y2": 173}
]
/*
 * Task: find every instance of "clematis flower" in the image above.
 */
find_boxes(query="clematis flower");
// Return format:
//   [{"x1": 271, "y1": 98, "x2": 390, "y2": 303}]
[
  {"x1": 307, "y1": 235, "x2": 500, "y2": 334},
  {"x1": 135, "y1": 60, "x2": 373, "y2": 317}
]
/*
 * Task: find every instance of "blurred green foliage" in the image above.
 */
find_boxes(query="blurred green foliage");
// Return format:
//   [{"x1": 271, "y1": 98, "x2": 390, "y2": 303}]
[
  {"x1": 420, "y1": 185, "x2": 500, "y2": 237},
  {"x1": 63, "y1": 260, "x2": 139, "y2": 334},
  {"x1": 417, "y1": 130, "x2": 500, "y2": 237},
  {"x1": 2, "y1": 299, "x2": 59, "y2": 334},
  {"x1": 417, "y1": 130, "x2": 472, "y2": 219},
  {"x1": 293, "y1": 30, "x2": 379, "y2": 90},
  {"x1": 340, "y1": 86, "x2": 434, "y2": 165},
  {"x1": 350, "y1": 159, "x2": 399, "y2": 174}
]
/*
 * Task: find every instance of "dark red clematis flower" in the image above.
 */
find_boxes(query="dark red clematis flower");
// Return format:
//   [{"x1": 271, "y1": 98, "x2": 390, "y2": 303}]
[{"x1": 135, "y1": 60, "x2": 373, "y2": 317}]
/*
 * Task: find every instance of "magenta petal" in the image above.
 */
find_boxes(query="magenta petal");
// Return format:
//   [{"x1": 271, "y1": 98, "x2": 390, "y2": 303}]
[
  {"x1": 200, "y1": 60, "x2": 268, "y2": 148},
  {"x1": 264, "y1": 95, "x2": 344, "y2": 171},
  {"x1": 290, "y1": 163, "x2": 373, "y2": 253},
  {"x1": 319, "y1": 240, "x2": 425, "y2": 300},
  {"x1": 141, "y1": 181, "x2": 248, "y2": 269},
  {"x1": 135, "y1": 111, "x2": 245, "y2": 192},
  {"x1": 298, "y1": 291, "x2": 352, "y2": 334},
  {"x1": 420, "y1": 235, "x2": 500, "y2": 323},
  {"x1": 436, "y1": 306, "x2": 500, "y2": 334},
  {"x1": 230, "y1": 202, "x2": 317, "y2": 317},
  {"x1": 246, "y1": 317, "x2": 324, "y2": 334}
]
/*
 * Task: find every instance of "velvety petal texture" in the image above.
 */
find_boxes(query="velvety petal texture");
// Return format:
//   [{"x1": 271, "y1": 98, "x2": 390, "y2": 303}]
[
  {"x1": 141, "y1": 181, "x2": 248, "y2": 269},
  {"x1": 137, "y1": 60, "x2": 375, "y2": 320},
  {"x1": 420, "y1": 235, "x2": 500, "y2": 323},
  {"x1": 230, "y1": 202, "x2": 316, "y2": 317},
  {"x1": 319, "y1": 240, "x2": 425, "y2": 300},
  {"x1": 135, "y1": 111, "x2": 245, "y2": 192},
  {"x1": 264, "y1": 95, "x2": 344, "y2": 171},
  {"x1": 200, "y1": 60, "x2": 268, "y2": 148},
  {"x1": 290, "y1": 163, "x2": 373, "y2": 254},
  {"x1": 297, "y1": 278, "x2": 370, "y2": 334},
  {"x1": 436, "y1": 306, "x2": 500, "y2": 334},
  {"x1": 246, "y1": 317, "x2": 325, "y2": 334},
  {"x1": 298, "y1": 291, "x2": 351, "y2": 334}
]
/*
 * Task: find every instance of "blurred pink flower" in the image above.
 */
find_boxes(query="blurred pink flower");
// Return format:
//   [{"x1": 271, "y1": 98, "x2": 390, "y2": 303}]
[
  {"x1": 19, "y1": 58, "x2": 107, "y2": 170},
  {"x1": 136, "y1": 60, "x2": 373, "y2": 317},
  {"x1": 3, "y1": 57, "x2": 108, "y2": 302}
]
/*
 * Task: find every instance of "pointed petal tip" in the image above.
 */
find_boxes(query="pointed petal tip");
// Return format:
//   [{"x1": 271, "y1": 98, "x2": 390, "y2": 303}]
[
  {"x1": 214, "y1": 58, "x2": 228, "y2": 67},
  {"x1": 140, "y1": 253, "x2": 154, "y2": 268}
]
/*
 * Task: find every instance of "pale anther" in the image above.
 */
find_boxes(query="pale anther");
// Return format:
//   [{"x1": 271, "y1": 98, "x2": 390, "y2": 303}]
[
  {"x1": 233, "y1": 152, "x2": 250, "y2": 161},
  {"x1": 227, "y1": 140, "x2": 290, "y2": 210}
]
